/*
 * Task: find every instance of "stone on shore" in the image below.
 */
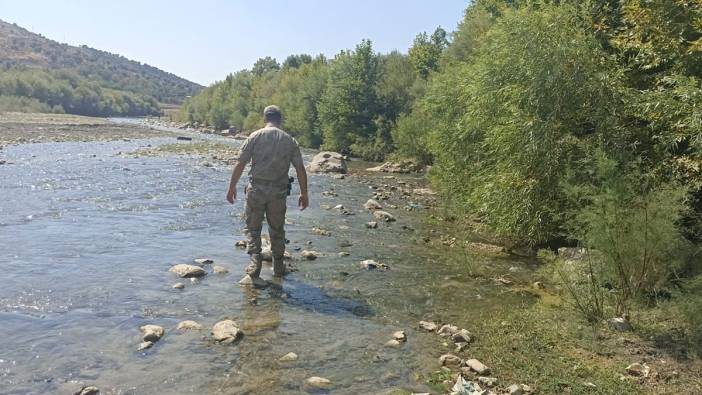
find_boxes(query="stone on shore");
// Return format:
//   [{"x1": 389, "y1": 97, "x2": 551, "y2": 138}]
[
  {"x1": 193, "y1": 258, "x2": 213, "y2": 265},
  {"x1": 373, "y1": 210, "x2": 396, "y2": 222},
  {"x1": 439, "y1": 354, "x2": 462, "y2": 367},
  {"x1": 437, "y1": 324, "x2": 459, "y2": 337},
  {"x1": 308, "y1": 152, "x2": 347, "y2": 174},
  {"x1": 304, "y1": 376, "x2": 334, "y2": 390},
  {"x1": 385, "y1": 339, "x2": 402, "y2": 348},
  {"x1": 465, "y1": 358, "x2": 490, "y2": 375},
  {"x1": 74, "y1": 386, "x2": 100, "y2": 395},
  {"x1": 364, "y1": 199, "x2": 383, "y2": 210},
  {"x1": 177, "y1": 320, "x2": 204, "y2": 331},
  {"x1": 301, "y1": 250, "x2": 320, "y2": 260},
  {"x1": 607, "y1": 317, "x2": 632, "y2": 332},
  {"x1": 279, "y1": 352, "x2": 298, "y2": 362},
  {"x1": 419, "y1": 321, "x2": 438, "y2": 332},
  {"x1": 452, "y1": 328, "x2": 473, "y2": 344},
  {"x1": 169, "y1": 264, "x2": 207, "y2": 278},
  {"x1": 338, "y1": 251, "x2": 350, "y2": 257},
  {"x1": 478, "y1": 376, "x2": 498, "y2": 387},
  {"x1": 212, "y1": 320, "x2": 242, "y2": 343},
  {"x1": 626, "y1": 362, "x2": 650, "y2": 377},
  {"x1": 140, "y1": 325, "x2": 164, "y2": 342},
  {"x1": 366, "y1": 160, "x2": 422, "y2": 174}
]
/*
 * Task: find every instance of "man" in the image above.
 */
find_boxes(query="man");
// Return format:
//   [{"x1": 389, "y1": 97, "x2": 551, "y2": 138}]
[{"x1": 226, "y1": 105, "x2": 309, "y2": 286}]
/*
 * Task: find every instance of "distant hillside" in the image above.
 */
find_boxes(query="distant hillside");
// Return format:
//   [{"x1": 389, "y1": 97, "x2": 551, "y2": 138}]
[{"x1": 0, "y1": 19, "x2": 202, "y2": 104}]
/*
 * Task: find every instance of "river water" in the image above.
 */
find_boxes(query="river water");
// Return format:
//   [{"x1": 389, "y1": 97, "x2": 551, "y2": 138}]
[{"x1": 0, "y1": 128, "x2": 536, "y2": 394}]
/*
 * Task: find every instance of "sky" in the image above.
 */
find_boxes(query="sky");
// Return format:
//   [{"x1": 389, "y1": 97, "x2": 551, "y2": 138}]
[{"x1": 0, "y1": 0, "x2": 469, "y2": 86}]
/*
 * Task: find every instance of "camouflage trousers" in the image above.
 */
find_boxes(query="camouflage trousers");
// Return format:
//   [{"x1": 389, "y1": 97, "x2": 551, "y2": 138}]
[{"x1": 244, "y1": 180, "x2": 288, "y2": 277}]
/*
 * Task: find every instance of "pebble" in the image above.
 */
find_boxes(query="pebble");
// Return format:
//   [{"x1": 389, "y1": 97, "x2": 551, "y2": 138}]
[
  {"x1": 279, "y1": 352, "x2": 298, "y2": 362},
  {"x1": 392, "y1": 330, "x2": 407, "y2": 342},
  {"x1": 177, "y1": 320, "x2": 203, "y2": 331},
  {"x1": 304, "y1": 376, "x2": 333, "y2": 390},
  {"x1": 360, "y1": 259, "x2": 388, "y2": 270},
  {"x1": 365, "y1": 221, "x2": 378, "y2": 229},
  {"x1": 74, "y1": 386, "x2": 100, "y2": 395},
  {"x1": 437, "y1": 324, "x2": 459, "y2": 337},
  {"x1": 373, "y1": 210, "x2": 396, "y2": 222},
  {"x1": 385, "y1": 339, "x2": 402, "y2": 348},
  {"x1": 173, "y1": 282, "x2": 185, "y2": 289},
  {"x1": 439, "y1": 354, "x2": 462, "y2": 367},
  {"x1": 338, "y1": 251, "x2": 350, "y2": 257},
  {"x1": 193, "y1": 258, "x2": 213, "y2": 265},
  {"x1": 301, "y1": 250, "x2": 319, "y2": 260},
  {"x1": 364, "y1": 199, "x2": 383, "y2": 210}
]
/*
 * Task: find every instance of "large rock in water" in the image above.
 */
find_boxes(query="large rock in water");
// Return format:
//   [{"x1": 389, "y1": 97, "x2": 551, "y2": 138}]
[
  {"x1": 169, "y1": 264, "x2": 206, "y2": 278},
  {"x1": 308, "y1": 152, "x2": 347, "y2": 174},
  {"x1": 212, "y1": 320, "x2": 242, "y2": 343}
]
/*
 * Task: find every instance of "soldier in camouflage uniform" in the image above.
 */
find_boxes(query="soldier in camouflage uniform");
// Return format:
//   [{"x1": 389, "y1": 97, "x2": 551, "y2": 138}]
[{"x1": 226, "y1": 105, "x2": 309, "y2": 285}]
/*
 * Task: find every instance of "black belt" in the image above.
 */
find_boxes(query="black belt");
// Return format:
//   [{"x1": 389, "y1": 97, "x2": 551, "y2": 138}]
[{"x1": 249, "y1": 177, "x2": 288, "y2": 187}]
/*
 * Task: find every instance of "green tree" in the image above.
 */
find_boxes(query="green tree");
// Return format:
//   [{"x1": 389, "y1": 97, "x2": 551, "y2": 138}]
[
  {"x1": 318, "y1": 39, "x2": 380, "y2": 154},
  {"x1": 252, "y1": 56, "x2": 280, "y2": 76},
  {"x1": 408, "y1": 27, "x2": 449, "y2": 78}
]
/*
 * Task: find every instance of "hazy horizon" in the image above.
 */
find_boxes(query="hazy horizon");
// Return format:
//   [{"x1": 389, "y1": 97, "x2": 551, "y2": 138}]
[{"x1": 1, "y1": 0, "x2": 468, "y2": 85}]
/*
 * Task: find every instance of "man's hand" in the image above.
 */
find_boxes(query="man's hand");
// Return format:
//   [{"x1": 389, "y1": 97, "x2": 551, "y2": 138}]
[
  {"x1": 226, "y1": 187, "x2": 236, "y2": 204},
  {"x1": 298, "y1": 193, "x2": 309, "y2": 211}
]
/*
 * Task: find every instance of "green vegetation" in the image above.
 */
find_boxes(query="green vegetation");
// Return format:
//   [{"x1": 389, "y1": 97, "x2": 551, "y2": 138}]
[{"x1": 0, "y1": 19, "x2": 201, "y2": 116}]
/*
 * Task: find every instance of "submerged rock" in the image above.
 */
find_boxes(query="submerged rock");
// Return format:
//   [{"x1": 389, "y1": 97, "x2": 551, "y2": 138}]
[
  {"x1": 385, "y1": 339, "x2": 402, "y2": 348},
  {"x1": 137, "y1": 341, "x2": 154, "y2": 351},
  {"x1": 279, "y1": 352, "x2": 298, "y2": 362},
  {"x1": 419, "y1": 320, "x2": 438, "y2": 332},
  {"x1": 238, "y1": 275, "x2": 268, "y2": 288},
  {"x1": 373, "y1": 210, "x2": 396, "y2": 222},
  {"x1": 393, "y1": 330, "x2": 407, "y2": 342},
  {"x1": 360, "y1": 259, "x2": 389, "y2": 270},
  {"x1": 140, "y1": 325, "x2": 164, "y2": 342},
  {"x1": 308, "y1": 152, "x2": 347, "y2": 174},
  {"x1": 74, "y1": 386, "x2": 100, "y2": 395},
  {"x1": 177, "y1": 320, "x2": 204, "y2": 331},
  {"x1": 364, "y1": 199, "x2": 383, "y2": 210},
  {"x1": 304, "y1": 376, "x2": 334, "y2": 390},
  {"x1": 169, "y1": 264, "x2": 206, "y2": 278},
  {"x1": 213, "y1": 265, "x2": 229, "y2": 274},
  {"x1": 365, "y1": 221, "x2": 378, "y2": 229},
  {"x1": 193, "y1": 258, "x2": 213, "y2": 265},
  {"x1": 301, "y1": 250, "x2": 320, "y2": 260},
  {"x1": 172, "y1": 282, "x2": 185, "y2": 289},
  {"x1": 212, "y1": 320, "x2": 242, "y2": 343}
]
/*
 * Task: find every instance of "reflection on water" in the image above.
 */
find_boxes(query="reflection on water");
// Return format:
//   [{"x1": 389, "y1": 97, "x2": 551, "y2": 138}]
[{"x1": 0, "y1": 134, "x2": 536, "y2": 394}]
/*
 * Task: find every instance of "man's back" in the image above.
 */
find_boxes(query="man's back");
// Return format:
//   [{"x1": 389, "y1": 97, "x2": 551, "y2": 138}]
[{"x1": 238, "y1": 126, "x2": 304, "y2": 185}]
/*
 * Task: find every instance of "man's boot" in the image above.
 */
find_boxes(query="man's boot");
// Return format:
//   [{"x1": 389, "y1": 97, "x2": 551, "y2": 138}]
[{"x1": 273, "y1": 257, "x2": 286, "y2": 277}]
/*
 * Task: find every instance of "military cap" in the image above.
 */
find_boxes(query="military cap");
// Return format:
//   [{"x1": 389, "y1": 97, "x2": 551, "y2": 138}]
[{"x1": 263, "y1": 105, "x2": 282, "y2": 117}]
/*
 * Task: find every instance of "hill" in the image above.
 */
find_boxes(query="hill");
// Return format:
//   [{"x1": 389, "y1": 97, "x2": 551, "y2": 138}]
[{"x1": 0, "y1": 19, "x2": 202, "y2": 105}]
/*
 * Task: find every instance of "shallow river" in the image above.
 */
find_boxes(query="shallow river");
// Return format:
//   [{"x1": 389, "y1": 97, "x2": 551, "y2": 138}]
[{"x1": 0, "y1": 128, "x2": 536, "y2": 394}]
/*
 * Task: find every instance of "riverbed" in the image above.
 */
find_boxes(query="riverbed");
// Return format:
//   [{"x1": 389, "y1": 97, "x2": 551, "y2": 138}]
[{"x1": 0, "y1": 122, "x2": 537, "y2": 394}]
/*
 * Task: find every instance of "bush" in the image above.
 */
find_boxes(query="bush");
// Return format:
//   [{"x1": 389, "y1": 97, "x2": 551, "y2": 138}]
[
  {"x1": 679, "y1": 275, "x2": 702, "y2": 353},
  {"x1": 560, "y1": 152, "x2": 690, "y2": 319}
]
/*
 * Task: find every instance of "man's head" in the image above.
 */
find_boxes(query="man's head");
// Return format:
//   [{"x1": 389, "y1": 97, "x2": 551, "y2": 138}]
[{"x1": 263, "y1": 105, "x2": 282, "y2": 125}]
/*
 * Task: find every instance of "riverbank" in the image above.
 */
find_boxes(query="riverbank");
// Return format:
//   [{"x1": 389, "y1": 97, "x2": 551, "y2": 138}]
[{"x1": 0, "y1": 112, "x2": 177, "y2": 146}]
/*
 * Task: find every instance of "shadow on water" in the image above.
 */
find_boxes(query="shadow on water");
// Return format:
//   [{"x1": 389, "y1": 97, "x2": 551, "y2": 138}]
[{"x1": 270, "y1": 277, "x2": 374, "y2": 318}]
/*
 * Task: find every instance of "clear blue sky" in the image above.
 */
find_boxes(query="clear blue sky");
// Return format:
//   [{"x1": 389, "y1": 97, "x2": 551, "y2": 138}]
[{"x1": 1, "y1": 0, "x2": 469, "y2": 85}]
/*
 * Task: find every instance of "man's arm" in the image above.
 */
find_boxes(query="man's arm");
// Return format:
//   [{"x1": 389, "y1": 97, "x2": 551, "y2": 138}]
[
  {"x1": 294, "y1": 162, "x2": 309, "y2": 210},
  {"x1": 226, "y1": 160, "x2": 247, "y2": 204}
]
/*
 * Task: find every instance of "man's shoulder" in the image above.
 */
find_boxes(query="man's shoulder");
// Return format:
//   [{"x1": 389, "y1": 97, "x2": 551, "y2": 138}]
[{"x1": 257, "y1": 127, "x2": 294, "y2": 140}]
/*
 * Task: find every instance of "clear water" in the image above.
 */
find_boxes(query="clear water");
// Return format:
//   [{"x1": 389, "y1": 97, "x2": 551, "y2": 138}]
[{"x1": 0, "y1": 131, "x2": 536, "y2": 394}]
